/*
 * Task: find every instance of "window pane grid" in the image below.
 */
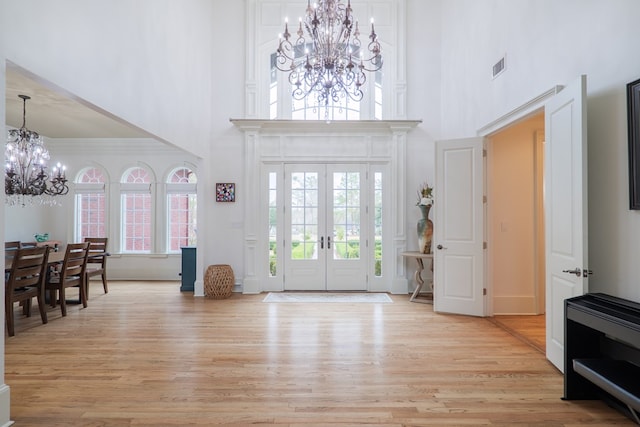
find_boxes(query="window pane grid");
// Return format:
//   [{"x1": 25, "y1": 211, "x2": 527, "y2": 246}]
[
  {"x1": 267, "y1": 173, "x2": 278, "y2": 278},
  {"x1": 290, "y1": 172, "x2": 318, "y2": 260},
  {"x1": 121, "y1": 167, "x2": 152, "y2": 253},
  {"x1": 167, "y1": 168, "x2": 197, "y2": 253},
  {"x1": 333, "y1": 172, "x2": 360, "y2": 260},
  {"x1": 122, "y1": 193, "x2": 151, "y2": 252},
  {"x1": 374, "y1": 172, "x2": 383, "y2": 276},
  {"x1": 168, "y1": 193, "x2": 197, "y2": 251},
  {"x1": 75, "y1": 167, "x2": 106, "y2": 242}
]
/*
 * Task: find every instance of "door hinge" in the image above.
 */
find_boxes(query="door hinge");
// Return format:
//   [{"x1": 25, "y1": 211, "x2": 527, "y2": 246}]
[
  {"x1": 483, "y1": 288, "x2": 487, "y2": 296},
  {"x1": 483, "y1": 241, "x2": 487, "y2": 249},
  {"x1": 483, "y1": 149, "x2": 487, "y2": 157},
  {"x1": 483, "y1": 195, "x2": 487, "y2": 203}
]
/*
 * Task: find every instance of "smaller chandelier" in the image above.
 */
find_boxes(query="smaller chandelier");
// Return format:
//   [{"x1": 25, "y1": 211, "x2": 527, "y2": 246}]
[
  {"x1": 276, "y1": 0, "x2": 382, "y2": 111},
  {"x1": 5, "y1": 94, "x2": 68, "y2": 207}
]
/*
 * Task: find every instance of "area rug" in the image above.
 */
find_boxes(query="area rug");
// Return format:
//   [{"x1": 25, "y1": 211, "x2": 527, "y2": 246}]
[{"x1": 263, "y1": 292, "x2": 393, "y2": 303}]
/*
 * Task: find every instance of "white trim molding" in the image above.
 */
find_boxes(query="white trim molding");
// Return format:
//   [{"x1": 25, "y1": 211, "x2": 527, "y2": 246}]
[{"x1": 231, "y1": 119, "x2": 421, "y2": 294}]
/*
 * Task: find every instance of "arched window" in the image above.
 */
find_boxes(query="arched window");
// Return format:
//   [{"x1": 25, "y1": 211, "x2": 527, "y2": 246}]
[
  {"x1": 269, "y1": 52, "x2": 383, "y2": 120},
  {"x1": 74, "y1": 167, "x2": 107, "y2": 241},
  {"x1": 121, "y1": 167, "x2": 152, "y2": 253},
  {"x1": 166, "y1": 167, "x2": 197, "y2": 252}
]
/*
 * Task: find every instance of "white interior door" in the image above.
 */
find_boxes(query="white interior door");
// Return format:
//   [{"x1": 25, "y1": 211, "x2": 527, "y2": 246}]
[
  {"x1": 434, "y1": 137, "x2": 485, "y2": 316},
  {"x1": 545, "y1": 75, "x2": 588, "y2": 372},
  {"x1": 284, "y1": 164, "x2": 367, "y2": 291}
]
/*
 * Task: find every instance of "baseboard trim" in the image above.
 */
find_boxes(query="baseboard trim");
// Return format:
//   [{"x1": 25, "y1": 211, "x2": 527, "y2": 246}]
[{"x1": 0, "y1": 384, "x2": 13, "y2": 426}]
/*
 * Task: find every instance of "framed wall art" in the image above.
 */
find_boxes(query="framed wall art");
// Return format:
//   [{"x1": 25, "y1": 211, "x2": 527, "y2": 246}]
[
  {"x1": 216, "y1": 183, "x2": 235, "y2": 202},
  {"x1": 628, "y1": 78, "x2": 640, "y2": 209}
]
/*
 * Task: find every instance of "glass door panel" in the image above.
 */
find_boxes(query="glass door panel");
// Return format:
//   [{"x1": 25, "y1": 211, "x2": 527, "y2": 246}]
[{"x1": 284, "y1": 166, "x2": 326, "y2": 290}]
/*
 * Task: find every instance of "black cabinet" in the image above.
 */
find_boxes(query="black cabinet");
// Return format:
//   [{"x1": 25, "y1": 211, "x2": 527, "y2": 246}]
[
  {"x1": 180, "y1": 246, "x2": 196, "y2": 292},
  {"x1": 564, "y1": 293, "x2": 640, "y2": 424}
]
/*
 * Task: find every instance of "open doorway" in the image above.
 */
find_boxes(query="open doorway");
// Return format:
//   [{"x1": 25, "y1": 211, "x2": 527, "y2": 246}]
[{"x1": 487, "y1": 112, "x2": 546, "y2": 351}]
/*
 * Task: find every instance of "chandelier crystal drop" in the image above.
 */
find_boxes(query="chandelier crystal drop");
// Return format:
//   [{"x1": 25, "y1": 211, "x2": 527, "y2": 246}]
[
  {"x1": 5, "y1": 94, "x2": 69, "y2": 207},
  {"x1": 276, "y1": 0, "x2": 382, "y2": 112}
]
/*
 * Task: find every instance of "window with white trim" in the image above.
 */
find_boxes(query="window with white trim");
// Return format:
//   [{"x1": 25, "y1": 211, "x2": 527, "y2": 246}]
[
  {"x1": 74, "y1": 167, "x2": 107, "y2": 241},
  {"x1": 166, "y1": 167, "x2": 197, "y2": 252},
  {"x1": 270, "y1": 54, "x2": 380, "y2": 120},
  {"x1": 121, "y1": 167, "x2": 152, "y2": 253}
]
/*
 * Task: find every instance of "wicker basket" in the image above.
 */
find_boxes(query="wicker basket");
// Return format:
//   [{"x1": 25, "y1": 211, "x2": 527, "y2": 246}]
[{"x1": 204, "y1": 264, "x2": 235, "y2": 299}]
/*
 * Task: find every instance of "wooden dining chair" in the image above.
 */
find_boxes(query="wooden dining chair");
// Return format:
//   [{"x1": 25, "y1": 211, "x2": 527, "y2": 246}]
[
  {"x1": 5, "y1": 246, "x2": 50, "y2": 337},
  {"x1": 4, "y1": 241, "x2": 21, "y2": 259},
  {"x1": 4, "y1": 241, "x2": 22, "y2": 281},
  {"x1": 45, "y1": 242, "x2": 90, "y2": 317},
  {"x1": 84, "y1": 237, "x2": 108, "y2": 296},
  {"x1": 4, "y1": 240, "x2": 21, "y2": 250}
]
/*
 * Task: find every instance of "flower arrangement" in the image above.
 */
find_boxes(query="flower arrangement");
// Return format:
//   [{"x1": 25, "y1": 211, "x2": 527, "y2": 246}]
[{"x1": 416, "y1": 182, "x2": 434, "y2": 206}]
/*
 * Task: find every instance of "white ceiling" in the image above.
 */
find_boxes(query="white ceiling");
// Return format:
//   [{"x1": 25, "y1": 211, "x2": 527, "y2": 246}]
[{"x1": 5, "y1": 67, "x2": 150, "y2": 139}]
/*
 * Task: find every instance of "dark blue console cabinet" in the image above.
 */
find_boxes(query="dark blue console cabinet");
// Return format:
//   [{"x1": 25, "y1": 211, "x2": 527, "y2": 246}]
[{"x1": 180, "y1": 246, "x2": 196, "y2": 292}]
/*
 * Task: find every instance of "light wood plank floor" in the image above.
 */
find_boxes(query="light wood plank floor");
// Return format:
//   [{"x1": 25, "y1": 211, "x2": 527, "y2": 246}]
[
  {"x1": 490, "y1": 315, "x2": 546, "y2": 354},
  {"x1": 5, "y1": 282, "x2": 634, "y2": 426}
]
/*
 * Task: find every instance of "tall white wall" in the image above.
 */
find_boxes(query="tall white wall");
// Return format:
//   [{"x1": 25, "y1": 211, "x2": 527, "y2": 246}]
[
  {"x1": 404, "y1": 0, "x2": 441, "y2": 269},
  {"x1": 437, "y1": 0, "x2": 640, "y2": 302}
]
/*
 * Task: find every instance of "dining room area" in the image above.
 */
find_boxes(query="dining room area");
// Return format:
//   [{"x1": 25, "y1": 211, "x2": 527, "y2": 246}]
[{"x1": 4, "y1": 237, "x2": 108, "y2": 337}]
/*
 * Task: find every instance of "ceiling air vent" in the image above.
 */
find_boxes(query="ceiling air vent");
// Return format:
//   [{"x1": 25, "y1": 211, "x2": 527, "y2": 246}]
[{"x1": 492, "y1": 55, "x2": 506, "y2": 79}]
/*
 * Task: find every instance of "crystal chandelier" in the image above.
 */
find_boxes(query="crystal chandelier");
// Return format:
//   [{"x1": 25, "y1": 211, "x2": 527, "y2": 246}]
[
  {"x1": 276, "y1": 0, "x2": 382, "y2": 112},
  {"x1": 5, "y1": 94, "x2": 68, "y2": 207}
]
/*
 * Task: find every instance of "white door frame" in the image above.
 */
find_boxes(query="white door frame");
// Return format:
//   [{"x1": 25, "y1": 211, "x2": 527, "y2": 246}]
[
  {"x1": 477, "y1": 80, "x2": 587, "y2": 372},
  {"x1": 282, "y1": 163, "x2": 369, "y2": 291},
  {"x1": 477, "y1": 86, "x2": 564, "y2": 316}
]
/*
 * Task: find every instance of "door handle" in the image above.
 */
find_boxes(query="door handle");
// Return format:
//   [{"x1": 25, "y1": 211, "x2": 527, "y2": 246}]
[
  {"x1": 437, "y1": 244, "x2": 447, "y2": 250},
  {"x1": 320, "y1": 236, "x2": 324, "y2": 249},
  {"x1": 562, "y1": 268, "x2": 582, "y2": 277}
]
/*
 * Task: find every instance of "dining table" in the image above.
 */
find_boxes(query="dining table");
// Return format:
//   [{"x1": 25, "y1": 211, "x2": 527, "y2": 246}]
[{"x1": 4, "y1": 248, "x2": 66, "y2": 271}]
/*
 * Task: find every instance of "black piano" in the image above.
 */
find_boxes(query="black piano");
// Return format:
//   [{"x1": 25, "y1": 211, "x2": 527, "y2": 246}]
[{"x1": 564, "y1": 293, "x2": 640, "y2": 424}]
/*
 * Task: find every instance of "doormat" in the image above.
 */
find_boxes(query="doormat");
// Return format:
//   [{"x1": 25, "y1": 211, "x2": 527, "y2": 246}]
[{"x1": 263, "y1": 292, "x2": 393, "y2": 303}]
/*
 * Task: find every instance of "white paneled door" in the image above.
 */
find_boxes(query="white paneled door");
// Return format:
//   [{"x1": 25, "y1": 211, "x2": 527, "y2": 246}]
[
  {"x1": 434, "y1": 138, "x2": 486, "y2": 316},
  {"x1": 545, "y1": 76, "x2": 588, "y2": 372},
  {"x1": 284, "y1": 164, "x2": 368, "y2": 291}
]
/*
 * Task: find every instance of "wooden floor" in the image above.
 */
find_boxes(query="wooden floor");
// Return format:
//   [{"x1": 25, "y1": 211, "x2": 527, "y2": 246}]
[
  {"x1": 490, "y1": 314, "x2": 546, "y2": 354},
  {"x1": 5, "y1": 282, "x2": 634, "y2": 426}
]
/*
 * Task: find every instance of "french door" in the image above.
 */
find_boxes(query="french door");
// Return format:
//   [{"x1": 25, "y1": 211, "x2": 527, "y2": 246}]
[{"x1": 283, "y1": 164, "x2": 368, "y2": 291}]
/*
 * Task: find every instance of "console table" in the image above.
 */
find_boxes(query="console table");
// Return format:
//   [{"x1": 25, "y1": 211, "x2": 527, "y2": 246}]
[{"x1": 401, "y1": 251, "x2": 433, "y2": 304}]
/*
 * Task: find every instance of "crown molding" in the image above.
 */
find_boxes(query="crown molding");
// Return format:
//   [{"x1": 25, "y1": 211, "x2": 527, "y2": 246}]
[{"x1": 230, "y1": 119, "x2": 422, "y2": 134}]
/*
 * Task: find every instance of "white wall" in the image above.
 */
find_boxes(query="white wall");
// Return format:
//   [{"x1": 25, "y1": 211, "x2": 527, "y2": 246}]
[
  {"x1": 2, "y1": 0, "x2": 217, "y2": 157},
  {"x1": 404, "y1": 1, "x2": 441, "y2": 286},
  {"x1": 438, "y1": 0, "x2": 640, "y2": 302}
]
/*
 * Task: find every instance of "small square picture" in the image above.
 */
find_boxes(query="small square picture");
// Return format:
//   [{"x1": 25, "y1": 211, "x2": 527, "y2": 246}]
[{"x1": 216, "y1": 183, "x2": 235, "y2": 202}]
